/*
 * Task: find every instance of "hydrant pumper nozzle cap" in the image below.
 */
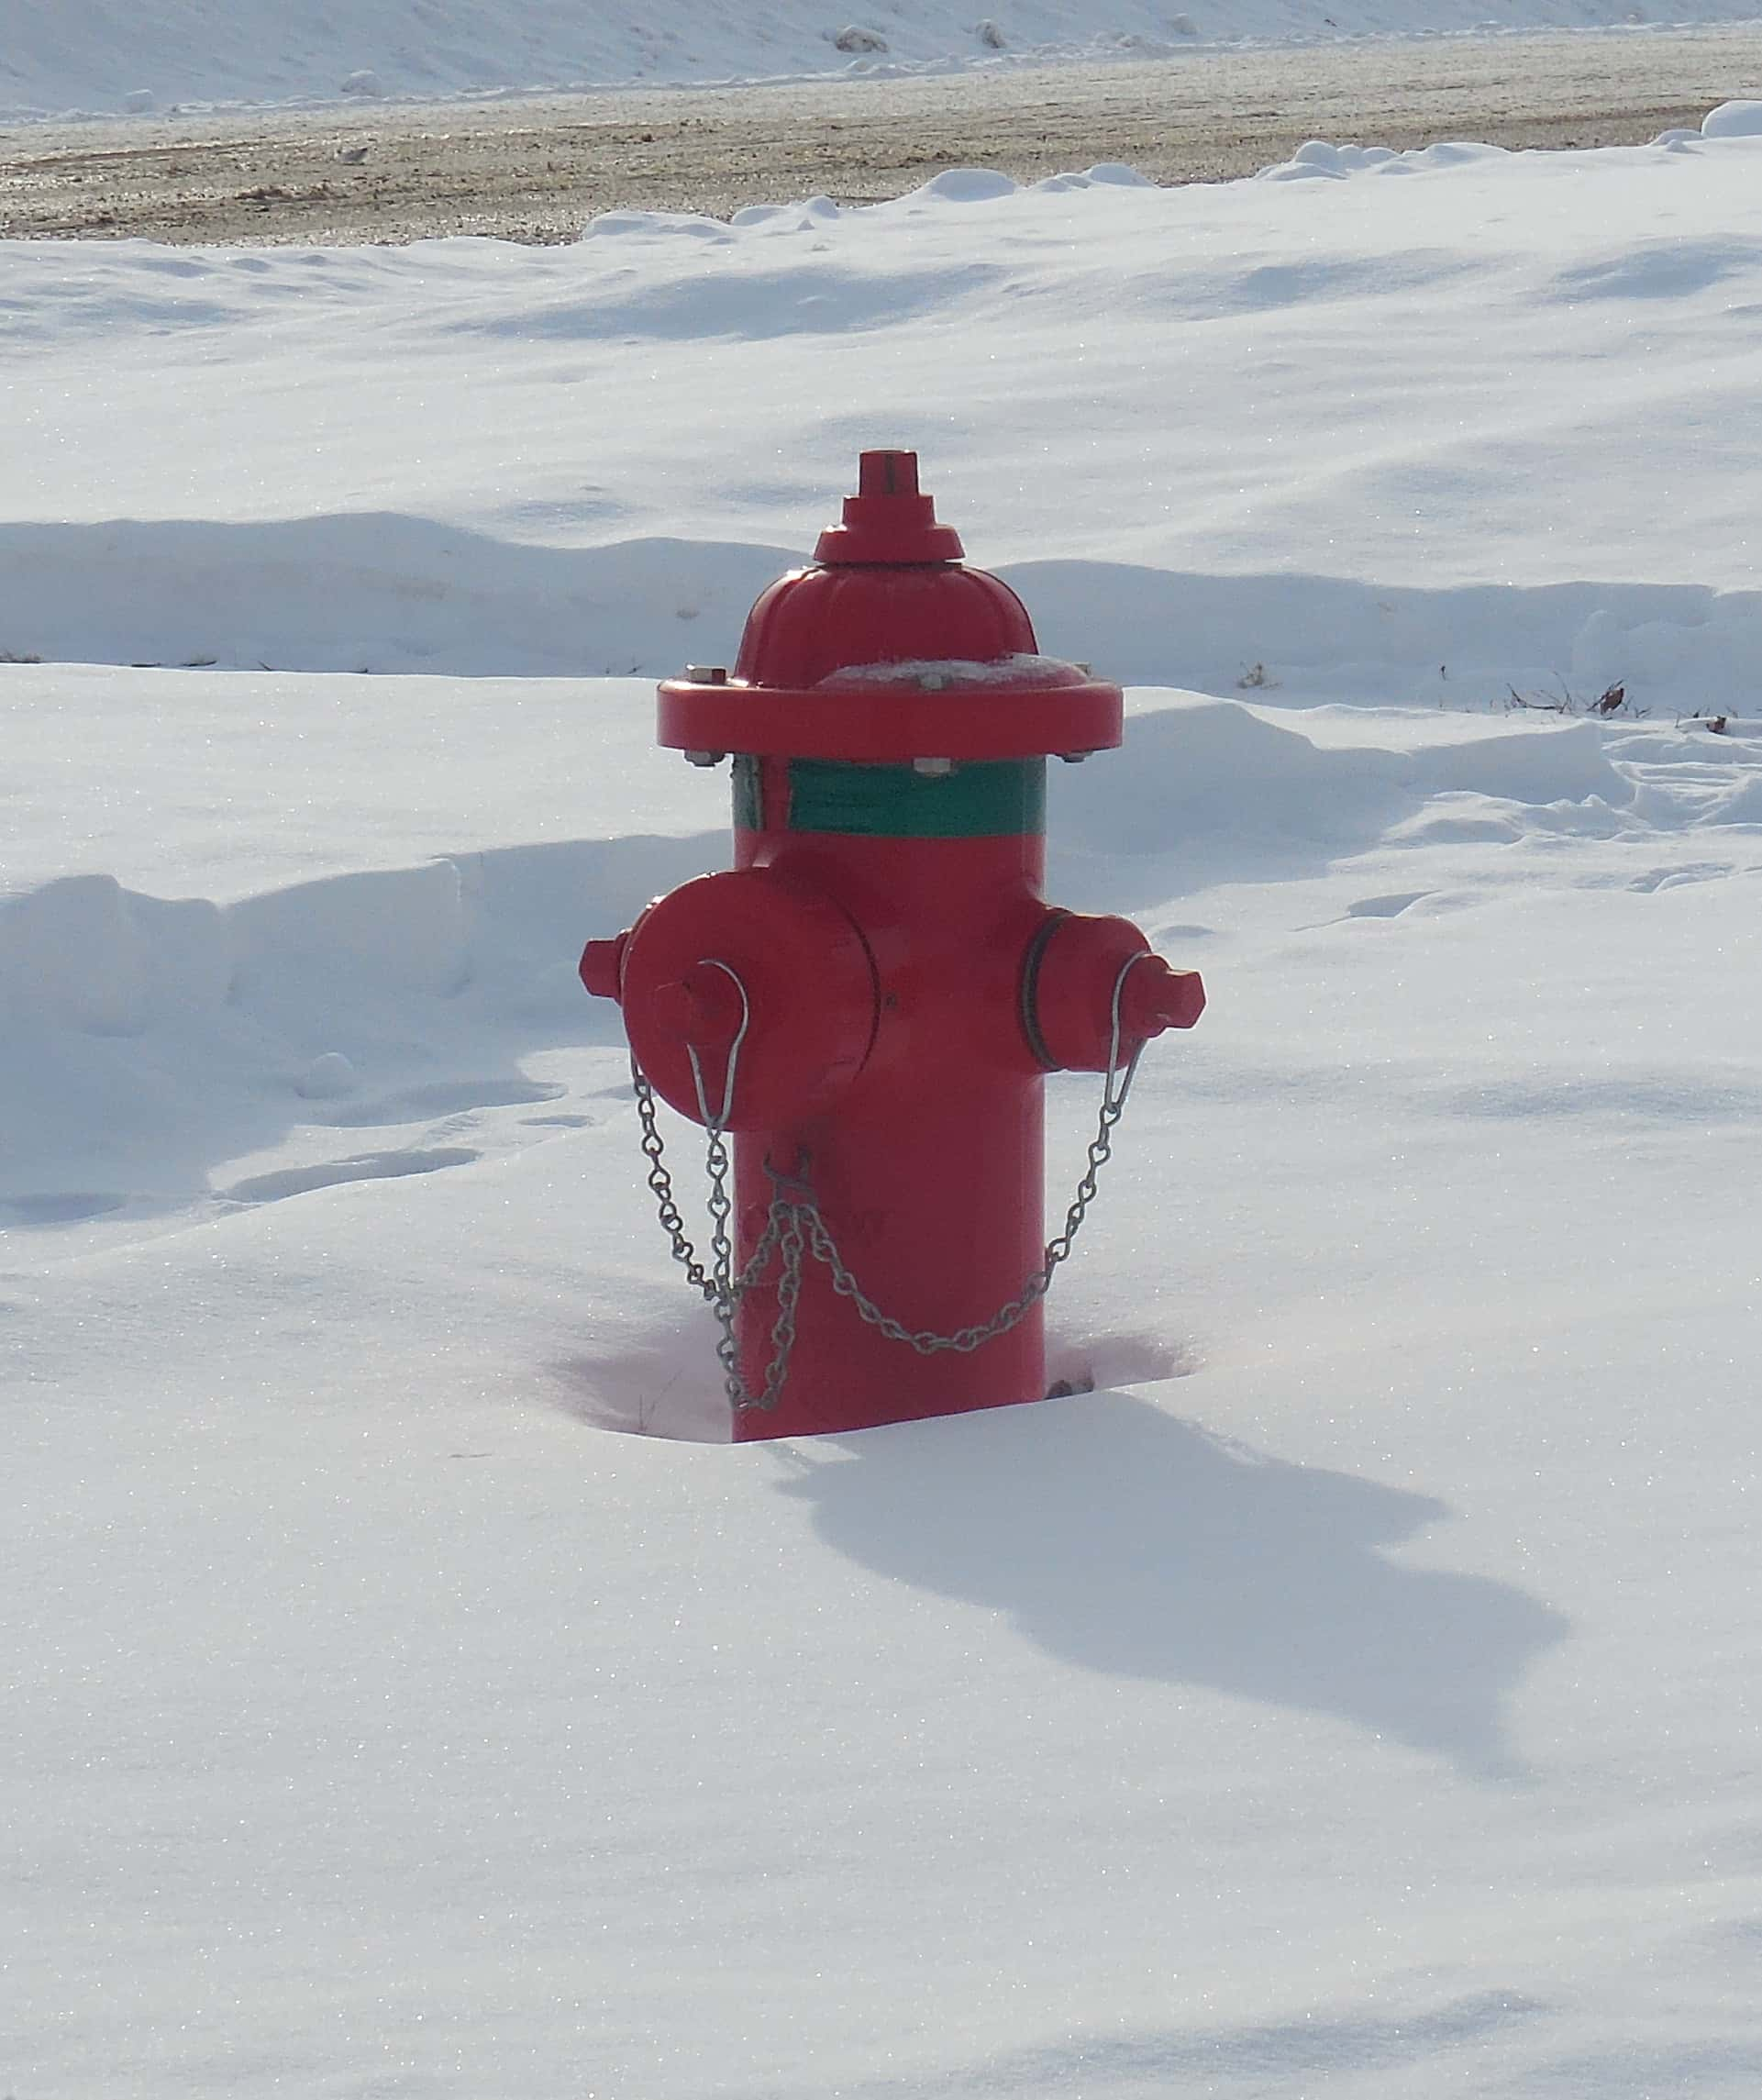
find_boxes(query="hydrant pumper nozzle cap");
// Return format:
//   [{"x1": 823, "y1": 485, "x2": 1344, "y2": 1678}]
[{"x1": 649, "y1": 967, "x2": 745, "y2": 1047}]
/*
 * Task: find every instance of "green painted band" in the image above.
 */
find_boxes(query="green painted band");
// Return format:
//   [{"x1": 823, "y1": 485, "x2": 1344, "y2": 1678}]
[{"x1": 782, "y1": 757, "x2": 1047, "y2": 839}]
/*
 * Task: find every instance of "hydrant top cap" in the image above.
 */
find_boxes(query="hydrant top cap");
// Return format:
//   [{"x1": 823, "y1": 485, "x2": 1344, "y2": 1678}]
[
  {"x1": 659, "y1": 449, "x2": 1125, "y2": 757},
  {"x1": 813, "y1": 450, "x2": 967, "y2": 567}
]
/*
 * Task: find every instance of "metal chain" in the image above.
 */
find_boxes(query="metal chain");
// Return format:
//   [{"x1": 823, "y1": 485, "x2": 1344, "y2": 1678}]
[
  {"x1": 759, "y1": 1202, "x2": 807, "y2": 1412},
  {"x1": 634, "y1": 1056, "x2": 711, "y2": 1295},
  {"x1": 631, "y1": 1028, "x2": 798, "y2": 1413},
  {"x1": 632, "y1": 1057, "x2": 781, "y2": 1301},
  {"x1": 796, "y1": 1045, "x2": 1139, "y2": 1359},
  {"x1": 630, "y1": 951, "x2": 1150, "y2": 1411}
]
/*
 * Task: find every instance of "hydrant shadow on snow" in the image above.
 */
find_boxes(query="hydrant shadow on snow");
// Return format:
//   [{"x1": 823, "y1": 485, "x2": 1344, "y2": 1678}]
[{"x1": 771, "y1": 1387, "x2": 1568, "y2": 1783}]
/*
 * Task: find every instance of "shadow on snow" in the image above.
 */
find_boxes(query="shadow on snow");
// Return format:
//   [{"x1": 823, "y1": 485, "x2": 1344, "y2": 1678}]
[{"x1": 774, "y1": 1385, "x2": 1568, "y2": 1782}]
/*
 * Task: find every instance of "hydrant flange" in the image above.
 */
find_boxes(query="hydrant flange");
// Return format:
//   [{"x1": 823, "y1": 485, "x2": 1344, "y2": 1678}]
[{"x1": 659, "y1": 664, "x2": 1123, "y2": 764}]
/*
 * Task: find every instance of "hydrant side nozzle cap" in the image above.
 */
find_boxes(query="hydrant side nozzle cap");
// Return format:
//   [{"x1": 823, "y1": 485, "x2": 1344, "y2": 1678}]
[
  {"x1": 579, "y1": 932, "x2": 628, "y2": 1001},
  {"x1": 1121, "y1": 958, "x2": 1207, "y2": 1037},
  {"x1": 813, "y1": 449, "x2": 967, "y2": 567}
]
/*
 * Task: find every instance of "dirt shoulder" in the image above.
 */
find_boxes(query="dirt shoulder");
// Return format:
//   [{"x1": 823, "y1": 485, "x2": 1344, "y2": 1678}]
[{"x1": 1, "y1": 28, "x2": 1756, "y2": 246}]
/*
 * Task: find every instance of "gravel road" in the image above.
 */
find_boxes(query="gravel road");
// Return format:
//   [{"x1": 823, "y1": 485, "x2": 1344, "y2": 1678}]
[{"x1": 3, "y1": 26, "x2": 1757, "y2": 245}]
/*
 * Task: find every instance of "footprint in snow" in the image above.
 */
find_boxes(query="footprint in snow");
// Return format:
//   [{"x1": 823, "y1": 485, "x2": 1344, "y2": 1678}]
[
  {"x1": 1344, "y1": 891, "x2": 1434, "y2": 918},
  {"x1": 312, "y1": 1078, "x2": 565, "y2": 1128},
  {"x1": 221, "y1": 1148, "x2": 477, "y2": 1205},
  {"x1": 1624, "y1": 863, "x2": 1731, "y2": 894},
  {"x1": 2, "y1": 1191, "x2": 127, "y2": 1226},
  {"x1": 1301, "y1": 891, "x2": 1436, "y2": 929}
]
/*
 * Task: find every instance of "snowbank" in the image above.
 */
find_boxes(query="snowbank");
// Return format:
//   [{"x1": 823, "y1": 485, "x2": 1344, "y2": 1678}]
[
  {"x1": 6, "y1": 0, "x2": 1762, "y2": 117},
  {"x1": 7, "y1": 131, "x2": 1762, "y2": 710}
]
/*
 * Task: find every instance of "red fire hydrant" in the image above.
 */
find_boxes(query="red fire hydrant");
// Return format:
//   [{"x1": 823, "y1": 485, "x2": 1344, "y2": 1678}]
[{"x1": 579, "y1": 451, "x2": 1203, "y2": 1440}]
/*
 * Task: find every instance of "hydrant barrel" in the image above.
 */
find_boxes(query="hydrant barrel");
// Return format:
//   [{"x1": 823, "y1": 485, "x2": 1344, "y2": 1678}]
[{"x1": 729, "y1": 801, "x2": 1051, "y2": 1436}]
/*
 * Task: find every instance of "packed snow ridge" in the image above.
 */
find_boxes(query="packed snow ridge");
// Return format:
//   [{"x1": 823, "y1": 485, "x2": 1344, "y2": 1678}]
[{"x1": 7, "y1": 0, "x2": 1762, "y2": 117}]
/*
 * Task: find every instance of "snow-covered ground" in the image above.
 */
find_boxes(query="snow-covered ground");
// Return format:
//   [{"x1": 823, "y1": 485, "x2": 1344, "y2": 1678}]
[
  {"x1": 5, "y1": 0, "x2": 1762, "y2": 117},
  {"x1": 9, "y1": 113, "x2": 1762, "y2": 2099}
]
